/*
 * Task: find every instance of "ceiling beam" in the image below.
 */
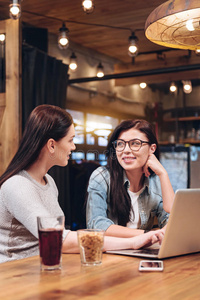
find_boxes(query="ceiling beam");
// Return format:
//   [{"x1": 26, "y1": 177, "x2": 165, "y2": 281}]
[
  {"x1": 114, "y1": 50, "x2": 200, "y2": 85},
  {"x1": 69, "y1": 63, "x2": 200, "y2": 84}
]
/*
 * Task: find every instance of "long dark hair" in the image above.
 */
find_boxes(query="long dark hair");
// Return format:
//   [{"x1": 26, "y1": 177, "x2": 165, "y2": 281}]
[
  {"x1": 0, "y1": 104, "x2": 73, "y2": 187},
  {"x1": 106, "y1": 119, "x2": 159, "y2": 226}
]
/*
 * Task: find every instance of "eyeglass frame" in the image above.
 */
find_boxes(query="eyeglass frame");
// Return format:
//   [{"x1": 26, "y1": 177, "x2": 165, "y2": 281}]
[{"x1": 112, "y1": 138, "x2": 151, "y2": 152}]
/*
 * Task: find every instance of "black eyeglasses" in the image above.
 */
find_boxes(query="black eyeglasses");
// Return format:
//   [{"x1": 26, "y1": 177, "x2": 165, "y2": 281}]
[{"x1": 112, "y1": 138, "x2": 150, "y2": 152}]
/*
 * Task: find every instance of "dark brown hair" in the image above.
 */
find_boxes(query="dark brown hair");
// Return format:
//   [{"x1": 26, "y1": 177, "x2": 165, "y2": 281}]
[
  {"x1": 0, "y1": 104, "x2": 73, "y2": 187},
  {"x1": 106, "y1": 119, "x2": 159, "y2": 226}
]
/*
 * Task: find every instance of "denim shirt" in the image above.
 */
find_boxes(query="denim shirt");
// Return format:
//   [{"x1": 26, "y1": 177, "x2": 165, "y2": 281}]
[{"x1": 86, "y1": 166, "x2": 169, "y2": 231}]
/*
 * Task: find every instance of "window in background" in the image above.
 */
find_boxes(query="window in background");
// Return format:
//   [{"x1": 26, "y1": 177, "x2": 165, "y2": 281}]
[
  {"x1": 86, "y1": 152, "x2": 95, "y2": 161},
  {"x1": 68, "y1": 109, "x2": 119, "y2": 163},
  {"x1": 99, "y1": 153, "x2": 107, "y2": 166},
  {"x1": 99, "y1": 161, "x2": 107, "y2": 166},
  {"x1": 86, "y1": 133, "x2": 95, "y2": 145},
  {"x1": 67, "y1": 109, "x2": 84, "y2": 144},
  {"x1": 99, "y1": 153, "x2": 106, "y2": 161},
  {"x1": 86, "y1": 113, "x2": 118, "y2": 147},
  {"x1": 160, "y1": 146, "x2": 190, "y2": 191},
  {"x1": 71, "y1": 151, "x2": 85, "y2": 163},
  {"x1": 98, "y1": 136, "x2": 108, "y2": 146}
]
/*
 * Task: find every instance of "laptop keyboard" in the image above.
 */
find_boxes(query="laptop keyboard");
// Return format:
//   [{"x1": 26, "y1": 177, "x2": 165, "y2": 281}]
[{"x1": 132, "y1": 248, "x2": 159, "y2": 255}]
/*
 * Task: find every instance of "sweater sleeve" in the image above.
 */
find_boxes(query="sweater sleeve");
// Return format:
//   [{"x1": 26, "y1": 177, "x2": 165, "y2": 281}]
[{"x1": 1, "y1": 174, "x2": 62, "y2": 238}]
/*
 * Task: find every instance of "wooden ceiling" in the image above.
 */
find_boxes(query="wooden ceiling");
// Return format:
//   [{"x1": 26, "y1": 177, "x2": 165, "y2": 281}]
[
  {"x1": 1, "y1": 0, "x2": 200, "y2": 84},
  {"x1": 0, "y1": 0, "x2": 168, "y2": 62}
]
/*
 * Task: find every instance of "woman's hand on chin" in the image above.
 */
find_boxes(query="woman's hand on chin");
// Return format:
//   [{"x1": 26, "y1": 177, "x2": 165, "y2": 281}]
[{"x1": 143, "y1": 154, "x2": 167, "y2": 178}]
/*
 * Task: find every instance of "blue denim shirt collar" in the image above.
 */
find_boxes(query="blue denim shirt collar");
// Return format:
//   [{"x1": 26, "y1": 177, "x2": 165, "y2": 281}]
[{"x1": 123, "y1": 171, "x2": 150, "y2": 195}]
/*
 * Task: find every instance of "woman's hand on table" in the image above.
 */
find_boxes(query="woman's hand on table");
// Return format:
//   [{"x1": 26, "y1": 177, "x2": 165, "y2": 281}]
[{"x1": 130, "y1": 229, "x2": 164, "y2": 250}]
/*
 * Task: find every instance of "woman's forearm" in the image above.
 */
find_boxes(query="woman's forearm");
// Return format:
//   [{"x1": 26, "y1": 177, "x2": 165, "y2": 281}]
[
  {"x1": 61, "y1": 230, "x2": 134, "y2": 254},
  {"x1": 105, "y1": 224, "x2": 144, "y2": 238},
  {"x1": 62, "y1": 231, "x2": 80, "y2": 253},
  {"x1": 159, "y1": 171, "x2": 174, "y2": 213},
  {"x1": 62, "y1": 230, "x2": 164, "y2": 253},
  {"x1": 61, "y1": 230, "x2": 135, "y2": 254},
  {"x1": 143, "y1": 153, "x2": 174, "y2": 213}
]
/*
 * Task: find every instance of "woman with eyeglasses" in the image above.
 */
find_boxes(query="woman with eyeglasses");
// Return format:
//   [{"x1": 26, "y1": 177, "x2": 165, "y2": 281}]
[{"x1": 86, "y1": 119, "x2": 174, "y2": 238}]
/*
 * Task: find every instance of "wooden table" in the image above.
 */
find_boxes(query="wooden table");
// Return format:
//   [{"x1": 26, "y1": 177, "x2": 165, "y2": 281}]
[{"x1": 1, "y1": 252, "x2": 200, "y2": 300}]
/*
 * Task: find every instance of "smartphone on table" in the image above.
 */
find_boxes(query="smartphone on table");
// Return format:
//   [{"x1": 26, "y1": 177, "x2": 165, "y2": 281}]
[{"x1": 139, "y1": 260, "x2": 164, "y2": 271}]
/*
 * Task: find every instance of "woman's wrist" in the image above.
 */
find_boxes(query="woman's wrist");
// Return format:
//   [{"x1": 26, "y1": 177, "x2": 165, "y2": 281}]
[{"x1": 158, "y1": 169, "x2": 168, "y2": 178}]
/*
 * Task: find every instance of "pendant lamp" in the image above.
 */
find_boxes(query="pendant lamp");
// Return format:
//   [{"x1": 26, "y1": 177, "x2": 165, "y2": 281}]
[
  {"x1": 9, "y1": 0, "x2": 21, "y2": 20},
  {"x1": 96, "y1": 62, "x2": 104, "y2": 78},
  {"x1": 69, "y1": 52, "x2": 78, "y2": 71},
  {"x1": 58, "y1": 23, "x2": 69, "y2": 49},
  {"x1": 145, "y1": 0, "x2": 200, "y2": 50}
]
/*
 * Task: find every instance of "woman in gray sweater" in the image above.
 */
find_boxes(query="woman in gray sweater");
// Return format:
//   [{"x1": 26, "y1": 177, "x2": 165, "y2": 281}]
[{"x1": 0, "y1": 104, "x2": 164, "y2": 263}]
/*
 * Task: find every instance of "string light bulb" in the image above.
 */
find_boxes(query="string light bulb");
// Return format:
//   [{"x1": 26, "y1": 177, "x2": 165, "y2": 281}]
[
  {"x1": 58, "y1": 23, "x2": 69, "y2": 50},
  {"x1": 170, "y1": 82, "x2": 177, "y2": 93},
  {"x1": 82, "y1": 0, "x2": 94, "y2": 14},
  {"x1": 69, "y1": 52, "x2": 78, "y2": 71},
  {"x1": 182, "y1": 80, "x2": 192, "y2": 94},
  {"x1": 140, "y1": 82, "x2": 147, "y2": 89},
  {"x1": 96, "y1": 62, "x2": 104, "y2": 78},
  {"x1": 195, "y1": 49, "x2": 200, "y2": 56},
  {"x1": 9, "y1": 0, "x2": 21, "y2": 20},
  {"x1": 0, "y1": 34, "x2": 5, "y2": 44},
  {"x1": 128, "y1": 32, "x2": 139, "y2": 57}
]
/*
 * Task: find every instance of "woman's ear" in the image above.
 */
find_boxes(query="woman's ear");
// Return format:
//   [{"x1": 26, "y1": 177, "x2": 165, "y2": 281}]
[
  {"x1": 150, "y1": 143, "x2": 157, "y2": 154},
  {"x1": 47, "y1": 138, "x2": 56, "y2": 153}
]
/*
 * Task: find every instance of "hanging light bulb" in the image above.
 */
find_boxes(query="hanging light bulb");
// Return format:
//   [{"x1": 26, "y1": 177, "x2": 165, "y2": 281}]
[
  {"x1": 0, "y1": 34, "x2": 5, "y2": 45},
  {"x1": 170, "y1": 82, "x2": 177, "y2": 93},
  {"x1": 195, "y1": 49, "x2": 200, "y2": 56},
  {"x1": 69, "y1": 52, "x2": 78, "y2": 71},
  {"x1": 182, "y1": 80, "x2": 192, "y2": 94},
  {"x1": 82, "y1": 0, "x2": 94, "y2": 14},
  {"x1": 9, "y1": 0, "x2": 21, "y2": 20},
  {"x1": 128, "y1": 32, "x2": 139, "y2": 57},
  {"x1": 58, "y1": 23, "x2": 69, "y2": 50},
  {"x1": 140, "y1": 82, "x2": 147, "y2": 89},
  {"x1": 96, "y1": 62, "x2": 104, "y2": 78}
]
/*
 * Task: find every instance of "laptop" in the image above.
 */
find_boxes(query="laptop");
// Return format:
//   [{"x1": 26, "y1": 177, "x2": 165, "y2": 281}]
[{"x1": 106, "y1": 189, "x2": 200, "y2": 259}]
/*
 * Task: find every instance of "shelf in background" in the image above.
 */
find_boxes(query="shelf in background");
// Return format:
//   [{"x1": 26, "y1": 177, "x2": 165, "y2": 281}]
[
  {"x1": 164, "y1": 116, "x2": 200, "y2": 122},
  {"x1": 159, "y1": 139, "x2": 200, "y2": 145}
]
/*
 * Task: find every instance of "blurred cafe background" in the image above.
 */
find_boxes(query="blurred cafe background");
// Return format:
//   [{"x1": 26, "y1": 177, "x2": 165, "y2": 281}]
[{"x1": 0, "y1": 0, "x2": 200, "y2": 229}]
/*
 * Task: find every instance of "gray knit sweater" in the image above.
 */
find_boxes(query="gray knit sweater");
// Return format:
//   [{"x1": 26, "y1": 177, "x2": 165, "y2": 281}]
[{"x1": 0, "y1": 170, "x2": 70, "y2": 263}]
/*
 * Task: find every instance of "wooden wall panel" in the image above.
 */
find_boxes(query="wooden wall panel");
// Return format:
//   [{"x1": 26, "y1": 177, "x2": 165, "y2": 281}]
[{"x1": 0, "y1": 19, "x2": 21, "y2": 175}]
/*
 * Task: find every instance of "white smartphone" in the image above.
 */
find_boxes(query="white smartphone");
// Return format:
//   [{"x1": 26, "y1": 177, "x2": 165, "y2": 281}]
[{"x1": 139, "y1": 260, "x2": 164, "y2": 271}]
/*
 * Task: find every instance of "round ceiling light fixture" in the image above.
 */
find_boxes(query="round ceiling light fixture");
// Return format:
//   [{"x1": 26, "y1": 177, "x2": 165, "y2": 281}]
[{"x1": 145, "y1": 0, "x2": 200, "y2": 51}]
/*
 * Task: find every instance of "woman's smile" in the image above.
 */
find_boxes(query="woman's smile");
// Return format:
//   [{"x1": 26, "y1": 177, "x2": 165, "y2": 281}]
[{"x1": 122, "y1": 156, "x2": 136, "y2": 163}]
